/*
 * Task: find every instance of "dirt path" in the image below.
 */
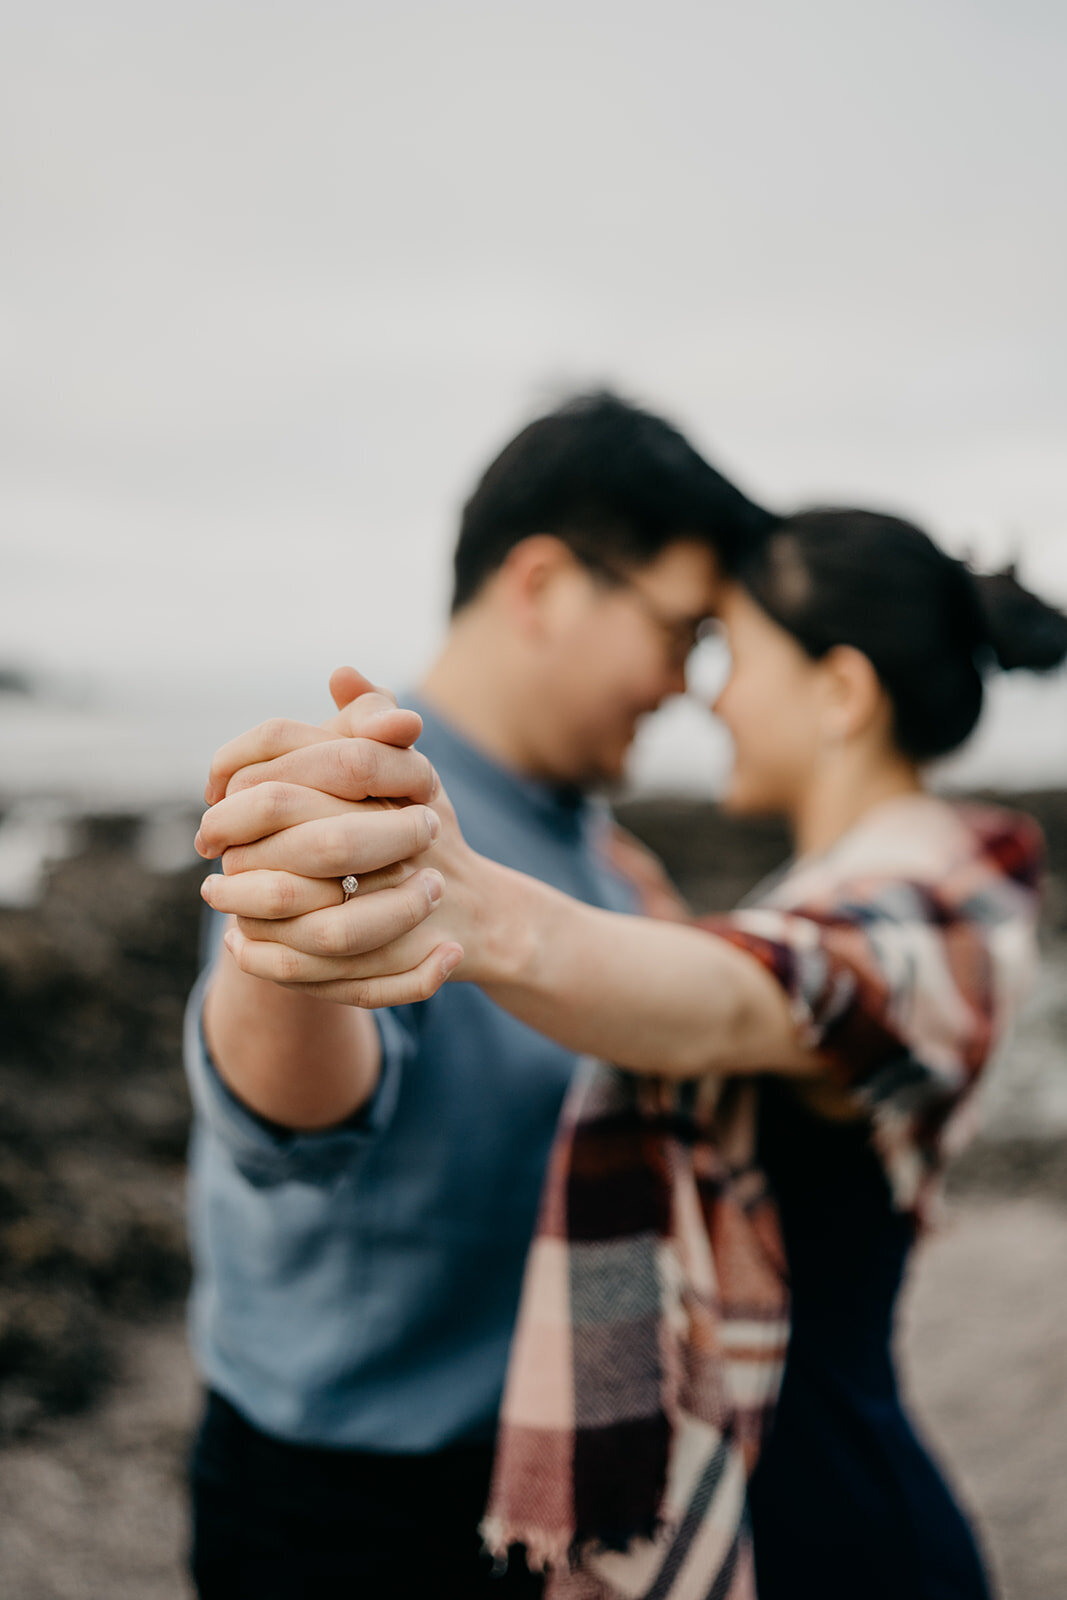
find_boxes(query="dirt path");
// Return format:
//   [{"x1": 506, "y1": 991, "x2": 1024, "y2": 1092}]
[{"x1": 1, "y1": 1195, "x2": 1065, "y2": 1600}]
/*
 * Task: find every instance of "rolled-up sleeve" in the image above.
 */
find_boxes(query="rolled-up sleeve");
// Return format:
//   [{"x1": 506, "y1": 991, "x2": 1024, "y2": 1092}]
[{"x1": 182, "y1": 960, "x2": 414, "y2": 1188}]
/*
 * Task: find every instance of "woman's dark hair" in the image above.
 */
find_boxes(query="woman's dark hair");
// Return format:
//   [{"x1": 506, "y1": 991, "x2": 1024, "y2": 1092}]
[
  {"x1": 736, "y1": 508, "x2": 1067, "y2": 761},
  {"x1": 450, "y1": 390, "x2": 771, "y2": 613}
]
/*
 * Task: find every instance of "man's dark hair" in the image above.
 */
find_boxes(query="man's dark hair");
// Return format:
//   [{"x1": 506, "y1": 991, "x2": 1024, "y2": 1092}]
[{"x1": 450, "y1": 390, "x2": 772, "y2": 613}]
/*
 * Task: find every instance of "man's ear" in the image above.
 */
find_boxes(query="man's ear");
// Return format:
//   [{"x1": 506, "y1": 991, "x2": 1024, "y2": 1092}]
[
  {"x1": 820, "y1": 644, "x2": 886, "y2": 742},
  {"x1": 495, "y1": 535, "x2": 583, "y2": 636}
]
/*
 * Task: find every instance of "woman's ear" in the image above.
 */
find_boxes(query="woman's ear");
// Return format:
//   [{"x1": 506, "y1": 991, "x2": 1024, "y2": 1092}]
[{"x1": 820, "y1": 644, "x2": 887, "y2": 743}]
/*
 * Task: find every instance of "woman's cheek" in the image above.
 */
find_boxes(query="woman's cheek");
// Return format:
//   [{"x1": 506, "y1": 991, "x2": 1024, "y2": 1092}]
[{"x1": 722, "y1": 722, "x2": 769, "y2": 810}]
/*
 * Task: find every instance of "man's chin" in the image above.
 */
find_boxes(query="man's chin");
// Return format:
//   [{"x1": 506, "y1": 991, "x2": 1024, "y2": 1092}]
[
  {"x1": 579, "y1": 749, "x2": 631, "y2": 792},
  {"x1": 559, "y1": 723, "x2": 639, "y2": 791},
  {"x1": 550, "y1": 745, "x2": 625, "y2": 791}
]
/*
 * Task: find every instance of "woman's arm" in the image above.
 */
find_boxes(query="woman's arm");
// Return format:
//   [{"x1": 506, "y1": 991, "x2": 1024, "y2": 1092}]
[
  {"x1": 207, "y1": 786, "x2": 819, "y2": 1082},
  {"x1": 443, "y1": 854, "x2": 820, "y2": 1079}
]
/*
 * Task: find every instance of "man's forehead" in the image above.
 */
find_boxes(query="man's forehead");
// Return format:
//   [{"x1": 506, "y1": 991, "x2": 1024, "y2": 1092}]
[
  {"x1": 638, "y1": 538, "x2": 724, "y2": 606},
  {"x1": 641, "y1": 536, "x2": 722, "y2": 576}
]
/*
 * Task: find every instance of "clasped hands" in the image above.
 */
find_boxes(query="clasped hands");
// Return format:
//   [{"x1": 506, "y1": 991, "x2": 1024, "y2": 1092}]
[{"x1": 194, "y1": 667, "x2": 477, "y2": 1008}]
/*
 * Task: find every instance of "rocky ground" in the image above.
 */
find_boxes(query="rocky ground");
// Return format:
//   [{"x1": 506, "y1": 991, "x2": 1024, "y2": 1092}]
[
  {"x1": 0, "y1": 816, "x2": 198, "y2": 1444},
  {"x1": 1, "y1": 792, "x2": 1065, "y2": 1597}
]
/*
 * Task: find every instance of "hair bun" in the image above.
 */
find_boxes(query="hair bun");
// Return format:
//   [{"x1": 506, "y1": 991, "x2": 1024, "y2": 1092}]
[{"x1": 964, "y1": 562, "x2": 1067, "y2": 673}]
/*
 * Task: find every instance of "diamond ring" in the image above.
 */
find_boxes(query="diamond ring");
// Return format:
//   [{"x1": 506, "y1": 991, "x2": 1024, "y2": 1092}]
[{"x1": 341, "y1": 875, "x2": 359, "y2": 901}]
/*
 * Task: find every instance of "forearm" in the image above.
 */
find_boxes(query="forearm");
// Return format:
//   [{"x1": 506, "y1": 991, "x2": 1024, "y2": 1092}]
[
  {"x1": 202, "y1": 925, "x2": 382, "y2": 1128},
  {"x1": 466, "y1": 860, "x2": 808, "y2": 1078}
]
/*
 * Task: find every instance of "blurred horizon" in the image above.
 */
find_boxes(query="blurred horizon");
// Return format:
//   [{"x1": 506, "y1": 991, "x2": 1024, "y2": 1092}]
[{"x1": 3, "y1": 0, "x2": 1066, "y2": 803}]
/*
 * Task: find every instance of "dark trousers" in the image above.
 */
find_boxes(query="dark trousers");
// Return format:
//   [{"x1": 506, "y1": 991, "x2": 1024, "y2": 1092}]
[{"x1": 190, "y1": 1390, "x2": 543, "y2": 1600}]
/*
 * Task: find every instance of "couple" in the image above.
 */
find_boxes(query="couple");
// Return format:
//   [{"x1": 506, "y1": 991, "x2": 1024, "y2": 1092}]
[{"x1": 187, "y1": 393, "x2": 1064, "y2": 1599}]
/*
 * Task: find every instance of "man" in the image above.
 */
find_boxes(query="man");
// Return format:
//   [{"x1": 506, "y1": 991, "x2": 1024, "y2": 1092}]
[{"x1": 187, "y1": 391, "x2": 769, "y2": 1597}]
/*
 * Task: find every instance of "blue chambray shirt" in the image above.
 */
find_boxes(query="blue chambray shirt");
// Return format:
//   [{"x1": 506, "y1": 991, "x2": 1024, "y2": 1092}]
[{"x1": 183, "y1": 697, "x2": 637, "y2": 1450}]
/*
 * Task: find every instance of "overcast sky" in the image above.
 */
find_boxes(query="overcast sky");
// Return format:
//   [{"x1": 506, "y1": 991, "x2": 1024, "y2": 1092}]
[{"x1": 2, "y1": 0, "x2": 1065, "y2": 792}]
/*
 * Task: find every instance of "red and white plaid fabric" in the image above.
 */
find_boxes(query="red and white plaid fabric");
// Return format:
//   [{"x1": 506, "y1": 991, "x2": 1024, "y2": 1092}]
[{"x1": 483, "y1": 797, "x2": 1043, "y2": 1600}]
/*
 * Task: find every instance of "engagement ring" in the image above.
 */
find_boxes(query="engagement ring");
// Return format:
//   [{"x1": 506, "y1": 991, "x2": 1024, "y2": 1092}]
[{"x1": 341, "y1": 875, "x2": 359, "y2": 901}]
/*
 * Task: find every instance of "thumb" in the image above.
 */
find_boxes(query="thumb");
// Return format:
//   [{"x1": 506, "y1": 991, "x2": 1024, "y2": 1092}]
[
  {"x1": 324, "y1": 666, "x2": 423, "y2": 749},
  {"x1": 329, "y1": 666, "x2": 378, "y2": 711}
]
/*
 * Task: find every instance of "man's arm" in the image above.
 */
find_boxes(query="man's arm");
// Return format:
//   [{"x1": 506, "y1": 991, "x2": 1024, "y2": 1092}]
[
  {"x1": 201, "y1": 938, "x2": 383, "y2": 1130},
  {"x1": 194, "y1": 675, "x2": 443, "y2": 1129}
]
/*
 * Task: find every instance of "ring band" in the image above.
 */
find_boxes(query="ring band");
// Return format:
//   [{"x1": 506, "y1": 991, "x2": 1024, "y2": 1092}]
[{"x1": 341, "y1": 875, "x2": 359, "y2": 901}]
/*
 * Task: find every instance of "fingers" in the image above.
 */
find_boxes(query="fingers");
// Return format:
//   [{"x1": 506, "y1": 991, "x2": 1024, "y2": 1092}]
[
  {"x1": 232, "y1": 869, "x2": 444, "y2": 958},
  {"x1": 206, "y1": 719, "x2": 337, "y2": 806},
  {"x1": 216, "y1": 805, "x2": 441, "y2": 878},
  {"x1": 225, "y1": 941, "x2": 465, "y2": 1010},
  {"x1": 195, "y1": 782, "x2": 359, "y2": 859},
  {"x1": 205, "y1": 672, "x2": 421, "y2": 806},
  {"x1": 200, "y1": 860, "x2": 417, "y2": 920},
  {"x1": 203, "y1": 869, "x2": 338, "y2": 919},
  {"x1": 222, "y1": 918, "x2": 453, "y2": 986},
  {"x1": 223, "y1": 738, "x2": 439, "y2": 805}
]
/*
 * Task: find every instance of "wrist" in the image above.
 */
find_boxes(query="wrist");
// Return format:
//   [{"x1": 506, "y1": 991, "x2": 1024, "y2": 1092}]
[{"x1": 449, "y1": 850, "x2": 536, "y2": 988}]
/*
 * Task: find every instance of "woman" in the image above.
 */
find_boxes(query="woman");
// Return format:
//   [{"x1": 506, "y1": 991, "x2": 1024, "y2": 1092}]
[{"x1": 206, "y1": 509, "x2": 1067, "y2": 1598}]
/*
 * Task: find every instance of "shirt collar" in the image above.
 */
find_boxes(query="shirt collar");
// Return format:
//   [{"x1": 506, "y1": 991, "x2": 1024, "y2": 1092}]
[{"x1": 404, "y1": 692, "x2": 592, "y2": 836}]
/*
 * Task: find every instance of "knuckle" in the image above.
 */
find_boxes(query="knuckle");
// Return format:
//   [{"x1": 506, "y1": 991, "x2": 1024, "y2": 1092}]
[
  {"x1": 259, "y1": 781, "x2": 290, "y2": 826},
  {"x1": 274, "y1": 945, "x2": 301, "y2": 981},
  {"x1": 227, "y1": 765, "x2": 261, "y2": 795},
  {"x1": 354, "y1": 738, "x2": 380, "y2": 792},
  {"x1": 310, "y1": 915, "x2": 341, "y2": 957},
  {"x1": 272, "y1": 874, "x2": 298, "y2": 915},
  {"x1": 313, "y1": 845, "x2": 339, "y2": 881},
  {"x1": 328, "y1": 740, "x2": 356, "y2": 793},
  {"x1": 308, "y1": 828, "x2": 334, "y2": 876}
]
